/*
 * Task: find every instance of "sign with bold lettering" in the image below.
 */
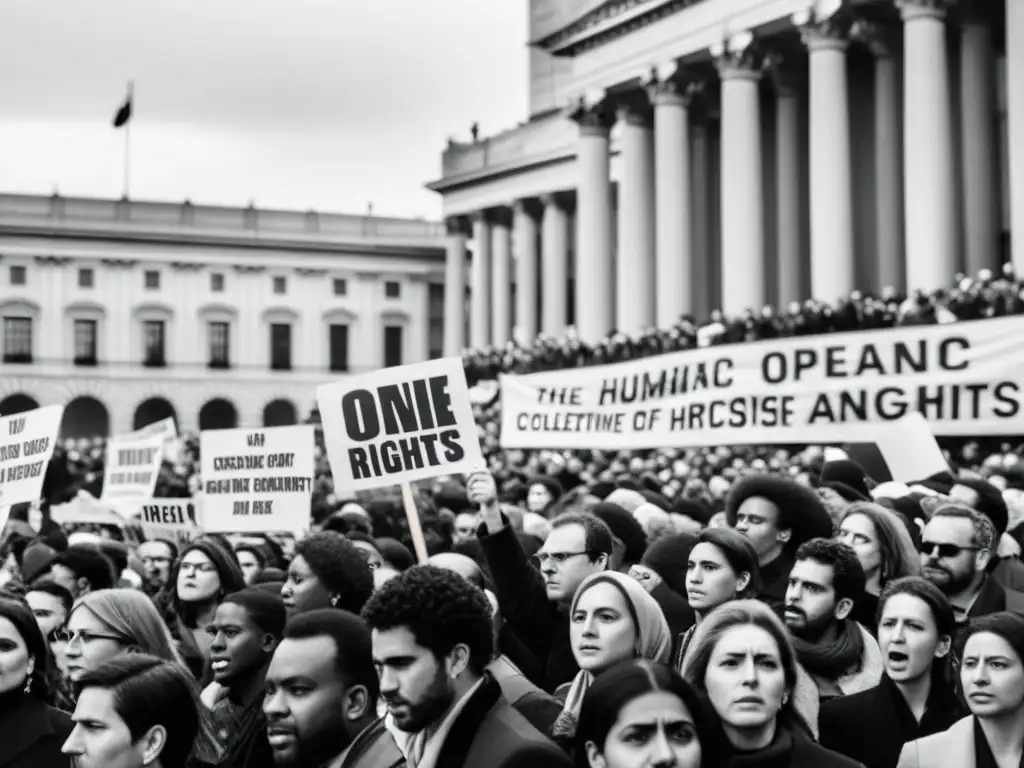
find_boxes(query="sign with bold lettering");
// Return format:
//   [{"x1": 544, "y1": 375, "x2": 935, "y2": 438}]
[
  {"x1": 132, "y1": 499, "x2": 199, "y2": 545},
  {"x1": 101, "y1": 435, "x2": 164, "y2": 500},
  {"x1": 500, "y1": 316, "x2": 1024, "y2": 450},
  {"x1": 199, "y1": 425, "x2": 313, "y2": 533},
  {"x1": 0, "y1": 405, "x2": 64, "y2": 507},
  {"x1": 317, "y1": 356, "x2": 485, "y2": 491}
]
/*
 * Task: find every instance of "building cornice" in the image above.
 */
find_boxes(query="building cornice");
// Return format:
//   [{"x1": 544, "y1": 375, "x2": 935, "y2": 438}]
[{"x1": 536, "y1": 0, "x2": 702, "y2": 57}]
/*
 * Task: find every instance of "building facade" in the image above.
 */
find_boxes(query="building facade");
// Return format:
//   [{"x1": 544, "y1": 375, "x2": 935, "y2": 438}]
[
  {"x1": 0, "y1": 193, "x2": 446, "y2": 437},
  {"x1": 429, "y1": 0, "x2": 1022, "y2": 350}
]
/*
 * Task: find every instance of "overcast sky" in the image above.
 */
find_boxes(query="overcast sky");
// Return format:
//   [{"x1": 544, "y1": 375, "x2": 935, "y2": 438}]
[{"x1": 0, "y1": 0, "x2": 527, "y2": 219}]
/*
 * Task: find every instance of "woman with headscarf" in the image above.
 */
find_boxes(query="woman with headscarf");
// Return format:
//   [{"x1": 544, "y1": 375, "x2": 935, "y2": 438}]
[
  {"x1": 165, "y1": 537, "x2": 246, "y2": 680},
  {"x1": 551, "y1": 570, "x2": 672, "y2": 745},
  {"x1": 0, "y1": 597, "x2": 71, "y2": 768}
]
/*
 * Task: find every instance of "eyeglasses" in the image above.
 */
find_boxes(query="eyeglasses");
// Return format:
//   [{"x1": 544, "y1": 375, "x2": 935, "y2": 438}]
[
  {"x1": 178, "y1": 562, "x2": 218, "y2": 575},
  {"x1": 55, "y1": 628, "x2": 128, "y2": 645},
  {"x1": 533, "y1": 551, "x2": 593, "y2": 567},
  {"x1": 919, "y1": 541, "x2": 979, "y2": 559}
]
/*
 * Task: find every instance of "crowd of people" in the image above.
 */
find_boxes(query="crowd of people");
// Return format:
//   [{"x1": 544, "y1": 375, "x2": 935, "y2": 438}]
[
  {"x1": 4, "y1": 264, "x2": 1024, "y2": 767},
  {"x1": 3, "y1": 451, "x2": 1024, "y2": 768}
]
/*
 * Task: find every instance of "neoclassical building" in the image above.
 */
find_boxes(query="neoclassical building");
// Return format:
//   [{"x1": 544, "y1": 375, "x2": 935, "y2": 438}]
[
  {"x1": 0, "y1": 193, "x2": 446, "y2": 437},
  {"x1": 429, "y1": 0, "x2": 1022, "y2": 349}
]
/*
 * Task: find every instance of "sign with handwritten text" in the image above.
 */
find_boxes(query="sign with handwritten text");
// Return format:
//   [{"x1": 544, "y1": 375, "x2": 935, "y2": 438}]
[
  {"x1": 199, "y1": 425, "x2": 313, "y2": 533},
  {"x1": 0, "y1": 405, "x2": 63, "y2": 507}
]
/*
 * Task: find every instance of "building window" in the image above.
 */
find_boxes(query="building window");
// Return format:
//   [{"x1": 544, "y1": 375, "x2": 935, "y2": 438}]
[
  {"x1": 333, "y1": 278, "x2": 347, "y2": 297},
  {"x1": 210, "y1": 273, "x2": 224, "y2": 292},
  {"x1": 209, "y1": 321, "x2": 230, "y2": 368},
  {"x1": 270, "y1": 323, "x2": 291, "y2": 370},
  {"x1": 144, "y1": 270, "x2": 161, "y2": 290},
  {"x1": 9, "y1": 266, "x2": 26, "y2": 286},
  {"x1": 329, "y1": 324, "x2": 349, "y2": 372},
  {"x1": 273, "y1": 276, "x2": 287, "y2": 295},
  {"x1": 78, "y1": 268, "x2": 94, "y2": 288},
  {"x1": 73, "y1": 319, "x2": 98, "y2": 366},
  {"x1": 384, "y1": 280, "x2": 401, "y2": 299},
  {"x1": 3, "y1": 317, "x2": 32, "y2": 364},
  {"x1": 143, "y1": 320, "x2": 166, "y2": 367},
  {"x1": 384, "y1": 325, "x2": 403, "y2": 368},
  {"x1": 428, "y1": 282, "x2": 444, "y2": 360}
]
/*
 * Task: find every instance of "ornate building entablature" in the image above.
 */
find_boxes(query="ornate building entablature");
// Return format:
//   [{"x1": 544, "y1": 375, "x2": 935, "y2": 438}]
[{"x1": 536, "y1": 0, "x2": 702, "y2": 57}]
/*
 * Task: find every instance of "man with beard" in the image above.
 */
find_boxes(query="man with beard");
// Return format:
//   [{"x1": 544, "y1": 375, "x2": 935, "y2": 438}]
[
  {"x1": 363, "y1": 565, "x2": 570, "y2": 768},
  {"x1": 264, "y1": 609, "x2": 396, "y2": 768},
  {"x1": 207, "y1": 588, "x2": 286, "y2": 768},
  {"x1": 919, "y1": 505, "x2": 1024, "y2": 623},
  {"x1": 137, "y1": 539, "x2": 177, "y2": 595},
  {"x1": 784, "y1": 538, "x2": 883, "y2": 702}
]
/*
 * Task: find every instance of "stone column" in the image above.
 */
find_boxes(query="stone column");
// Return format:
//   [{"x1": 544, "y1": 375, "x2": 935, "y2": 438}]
[
  {"x1": 857, "y1": 22, "x2": 906, "y2": 292},
  {"x1": 797, "y1": 10, "x2": 854, "y2": 301},
  {"x1": 1010, "y1": 0, "x2": 1024, "y2": 274},
  {"x1": 646, "y1": 63, "x2": 696, "y2": 326},
  {"x1": 711, "y1": 32, "x2": 766, "y2": 317},
  {"x1": 540, "y1": 194, "x2": 570, "y2": 334},
  {"x1": 513, "y1": 200, "x2": 539, "y2": 341},
  {"x1": 615, "y1": 100, "x2": 657, "y2": 335},
  {"x1": 770, "y1": 60, "x2": 803, "y2": 306},
  {"x1": 898, "y1": 0, "x2": 957, "y2": 292},
  {"x1": 443, "y1": 217, "x2": 468, "y2": 356},
  {"x1": 469, "y1": 213, "x2": 492, "y2": 348},
  {"x1": 959, "y1": 10, "x2": 1000, "y2": 275},
  {"x1": 690, "y1": 122, "x2": 712, "y2": 319},
  {"x1": 571, "y1": 95, "x2": 615, "y2": 340},
  {"x1": 490, "y1": 211, "x2": 512, "y2": 347}
]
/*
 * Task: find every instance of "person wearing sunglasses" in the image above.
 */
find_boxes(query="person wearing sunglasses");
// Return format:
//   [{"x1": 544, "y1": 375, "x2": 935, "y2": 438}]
[{"x1": 918, "y1": 505, "x2": 1024, "y2": 628}]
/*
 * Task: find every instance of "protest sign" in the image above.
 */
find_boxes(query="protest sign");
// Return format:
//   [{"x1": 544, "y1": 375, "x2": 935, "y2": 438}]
[
  {"x1": 316, "y1": 356, "x2": 485, "y2": 492},
  {"x1": 119, "y1": 417, "x2": 178, "y2": 443},
  {"x1": 500, "y1": 316, "x2": 1024, "y2": 450},
  {"x1": 132, "y1": 499, "x2": 199, "y2": 546},
  {"x1": 200, "y1": 425, "x2": 313, "y2": 533},
  {"x1": 101, "y1": 435, "x2": 163, "y2": 500},
  {"x1": 0, "y1": 405, "x2": 63, "y2": 507}
]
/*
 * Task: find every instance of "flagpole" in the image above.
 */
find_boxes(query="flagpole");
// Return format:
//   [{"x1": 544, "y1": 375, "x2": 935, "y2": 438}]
[{"x1": 122, "y1": 80, "x2": 133, "y2": 199}]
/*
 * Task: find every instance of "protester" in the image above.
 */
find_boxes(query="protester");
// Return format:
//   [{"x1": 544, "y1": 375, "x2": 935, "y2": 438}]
[
  {"x1": 363, "y1": 565, "x2": 572, "y2": 767},
  {"x1": 898, "y1": 612, "x2": 1024, "y2": 768},
  {"x1": 137, "y1": 539, "x2": 178, "y2": 596},
  {"x1": 63, "y1": 654, "x2": 203, "y2": 768},
  {"x1": 680, "y1": 600, "x2": 860, "y2": 767},
  {"x1": 675, "y1": 527, "x2": 761, "y2": 667},
  {"x1": 280, "y1": 531, "x2": 373, "y2": 617},
  {"x1": 0, "y1": 597, "x2": 72, "y2": 768},
  {"x1": 24, "y1": 578, "x2": 73, "y2": 668},
  {"x1": 48, "y1": 545, "x2": 117, "y2": 598},
  {"x1": 574, "y1": 659, "x2": 728, "y2": 768},
  {"x1": 263, "y1": 609, "x2": 392, "y2": 768},
  {"x1": 820, "y1": 577, "x2": 964, "y2": 768},
  {"x1": 233, "y1": 545, "x2": 266, "y2": 586}
]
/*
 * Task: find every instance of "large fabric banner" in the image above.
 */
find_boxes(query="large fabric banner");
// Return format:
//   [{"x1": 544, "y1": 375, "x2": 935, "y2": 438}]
[{"x1": 499, "y1": 316, "x2": 1024, "y2": 450}]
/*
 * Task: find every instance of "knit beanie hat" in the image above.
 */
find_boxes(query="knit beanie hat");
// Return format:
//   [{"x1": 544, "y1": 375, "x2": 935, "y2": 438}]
[
  {"x1": 21, "y1": 542, "x2": 57, "y2": 585},
  {"x1": 641, "y1": 532, "x2": 698, "y2": 597},
  {"x1": 294, "y1": 531, "x2": 373, "y2": 615},
  {"x1": 375, "y1": 537, "x2": 414, "y2": 572},
  {"x1": 819, "y1": 460, "x2": 872, "y2": 500}
]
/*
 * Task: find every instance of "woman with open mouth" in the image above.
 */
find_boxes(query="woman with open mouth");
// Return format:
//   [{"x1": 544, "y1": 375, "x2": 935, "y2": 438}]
[
  {"x1": 551, "y1": 570, "x2": 673, "y2": 747},
  {"x1": 897, "y1": 611, "x2": 1024, "y2": 768},
  {"x1": 819, "y1": 577, "x2": 964, "y2": 768}
]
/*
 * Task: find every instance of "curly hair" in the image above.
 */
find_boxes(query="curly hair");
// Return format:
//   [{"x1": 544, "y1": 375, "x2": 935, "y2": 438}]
[
  {"x1": 793, "y1": 537, "x2": 866, "y2": 604},
  {"x1": 294, "y1": 531, "x2": 374, "y2": 615},
  {"x1": 361, "y1": 565, "x2": 493, "y2": 674}
]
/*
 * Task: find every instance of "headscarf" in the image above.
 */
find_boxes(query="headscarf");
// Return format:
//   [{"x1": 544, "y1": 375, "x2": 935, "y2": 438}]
[{"x1": 551, "y1": 571, "x2": 672, "y2": 740}]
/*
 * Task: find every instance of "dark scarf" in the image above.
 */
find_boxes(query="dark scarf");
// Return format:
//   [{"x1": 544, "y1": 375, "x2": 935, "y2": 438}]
[
  {"x1": 791, "y1": 618, "x2": 864, "y2": 683},
  {"x1": 974, "y1": 717, "x2": 1024, "y2": 768}
]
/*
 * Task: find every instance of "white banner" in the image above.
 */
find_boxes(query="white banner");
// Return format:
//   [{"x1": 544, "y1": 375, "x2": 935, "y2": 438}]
[
  {"x1": 119, "y1": 417, "x2": 178, "y2": 443},
  {"x1": 132, "y1": 498, "x2": 200, "y2": 546},
  {"x1": 0, "y1": 405, "x2": 64, "y2": 507},
  {"x1": 499, "y1": 316, "x2": 1024, "y2": 450},
  {"x1": 199, "y1": 425, "x2": 313, "y2": 533},
  {"x1": 101, "y1": 435, "x2": 164, "y2": 500},
  {"x1": 317, "y1": 356, "x2": 486, "y2": 492}
]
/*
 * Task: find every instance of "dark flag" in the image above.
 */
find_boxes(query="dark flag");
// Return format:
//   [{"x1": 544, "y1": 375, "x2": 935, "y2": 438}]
[{"x1": 112, "y1": 86, "x2": 133, "y2": 128}]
